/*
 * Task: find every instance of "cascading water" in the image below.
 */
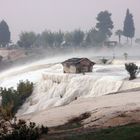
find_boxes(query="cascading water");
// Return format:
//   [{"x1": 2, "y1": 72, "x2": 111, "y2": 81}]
[
  {"x1": 17, "y1": 73, "x2": 124, "y2": 115},
  {"x1": 17, "y1": 63, "x2": 140, "y2": 116},
  {"x1": 1, "y1": 59, "x2": 140, "y2": 116}
]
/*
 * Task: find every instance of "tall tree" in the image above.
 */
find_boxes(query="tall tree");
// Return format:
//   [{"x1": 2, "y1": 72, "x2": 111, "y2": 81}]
[
  {"x1": 64, "y1": 32, "x2": 73, "y2": 46},
  {"x1": 96, "y1": 10, "x2": 114, "y2": 42},
  {"x1": 123, "y1": 9, "x2": 135, "y2": 45},
  {"x1": 41, "y1": 31, "x2": 55, "y2": 47},
  {"x1": 115, "y1": 29, "x2": 123, "y2": 44},
  {"x1": 0, "y1": 20, "x2": 11, "y2": 47},
  {"x1": 86, "y1": 28, "x2": 106, "y2": 46},
  {"x1": 53, "y1": 31, "x2": 64, "y2": 47},
  {"x1": 72, "y1": 29, "x2": 84, "y2": 46},
  {"x1": 17, "y1": 32, "x2": 37, "y2": 48}
]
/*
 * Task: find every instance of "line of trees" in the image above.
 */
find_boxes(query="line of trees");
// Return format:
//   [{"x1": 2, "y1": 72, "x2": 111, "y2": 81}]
[
  {"x1": 17, "y1": 10, "x2": 114, "y2": 48},
  {"x1": 0, "y1": 9, "x2": 136, "y2": 49}
]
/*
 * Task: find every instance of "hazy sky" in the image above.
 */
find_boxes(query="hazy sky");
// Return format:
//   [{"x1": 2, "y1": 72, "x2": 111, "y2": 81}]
[{"x1": 0, "y1": 0, "x2": 139, "y2": 42}]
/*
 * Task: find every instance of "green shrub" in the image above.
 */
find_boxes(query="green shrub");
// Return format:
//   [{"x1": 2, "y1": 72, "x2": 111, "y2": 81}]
[
  {"x1": 0, "y1": 80, "x2": 33, "y2": 118},
  {"x1": 125, "y1": 63, "x2": 140, "y2": 80}
]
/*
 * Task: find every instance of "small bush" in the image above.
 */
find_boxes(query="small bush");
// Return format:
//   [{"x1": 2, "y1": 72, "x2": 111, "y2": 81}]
[
  {"x1": 0, "y1": 80, "x2": 33, "y2": 118},
  {"x1": 17, "y1": 80, "x2": 33, "y2": 101},
  {"x1": 123, "y1": 52, "x2": 128, "y2": 60},
  {"x1": 100, "y1": 58, "x2": 108, "y2": 64},
  {"x1": 68, "y1": 112, "x2": 91, "y2": 124},
  {"x1": 125, "y1": 63, "x2": 140, "y2": 80}
]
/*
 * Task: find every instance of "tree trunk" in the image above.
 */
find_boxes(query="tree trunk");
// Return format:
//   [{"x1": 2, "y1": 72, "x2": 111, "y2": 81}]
[
  {"x1": 131, "y1": 38, "x2": 133, "y2": 46},
  {"x1": 130, "y1": 73, "x2": 136, "y2": 80},
  {"x1": 127, "y1": 37, "x2": 129, "y2": 44},
  {"x1": 119, "y1": 35, "x2": 121, "y2": 44}
]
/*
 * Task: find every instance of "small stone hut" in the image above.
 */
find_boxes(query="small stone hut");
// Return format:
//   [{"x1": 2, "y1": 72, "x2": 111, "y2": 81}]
[{"x1": 62, "y1": 58, "x2": 95, "y2": 73}]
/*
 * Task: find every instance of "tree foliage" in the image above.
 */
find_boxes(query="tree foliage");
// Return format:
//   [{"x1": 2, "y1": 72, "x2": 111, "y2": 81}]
[
  {"x1": 72, "y1": 30, "x2": 84, "y2": 46},
  {"x1": 123, "y1": 9, "x2": 135, "y2": 41},
  {"x1": 53, "y1": 31, "x2": 64, "y2": 47},
  {"x1": 96, "y1": 11, "x2": 114, "y2": 41},
  {"x1": 63, "y1": 30, "x2": 84, "y2": 47},
  {"x1": 41, "y1": 31, "x2": 55, "y2": 47},
  {"x1": 86, "y1": 28, "x2": 106, "y2": 46},
  {"x1": 15, "y1": 11, "x2": 115, "y2": 48},
  {"x1": 0, "y1": 80, "x2": 33, "y2": 117},
  {"x1": 17, "y1": 32, "x2": 37, "y2": 48},
  {"x1": 0, "y1": 81, "x2": 49, "y2": 140},
  {"x1": 63, "y1": 32, "x2": 73, "y2": 46},
  {"x1": 0, "y1": 20, "x2": 11, "y2": 47}
]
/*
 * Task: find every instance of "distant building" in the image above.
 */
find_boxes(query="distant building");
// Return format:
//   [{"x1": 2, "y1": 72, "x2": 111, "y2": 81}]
[
  {"x1": 104, "y1": 41, "x2": 118, "y2": 47},
  {"x1": 62, "y1": 58, "x2": 95, "y2": 73}
]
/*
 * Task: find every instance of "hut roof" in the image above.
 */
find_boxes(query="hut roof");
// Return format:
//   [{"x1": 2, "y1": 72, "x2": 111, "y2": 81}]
[{"x1": 62, "y1": 58, "x2": 95, "y2": 66}]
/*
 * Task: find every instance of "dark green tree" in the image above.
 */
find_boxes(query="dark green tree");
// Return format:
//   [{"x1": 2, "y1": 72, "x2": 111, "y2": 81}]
[
  {"x1": 72, "y1": 29, "x2": 84, "y2": 46},
  {"x1": 0, "y1": 80, "x2": 33, "y2": 116},
  {"x1": 53, "y1": 31, "x2": 64, "y2": 47},
  {"x1": 17, "y1": 32, "x2": 37, "y2": 48},
  {"x1": 86, "y1": 28, "x2": 106, "y2": 46},
  {"x1": 64, "y1": 32, "x2": 73, "y2": 46},
  {"x1": 123, "y1": 9, "x2": 135, "y2": 45},
  {"x1": 96, "y1": 11, "x2": 114, "y2": 42},
  {"x1": 0, "y1": 20, "x2": 11, "y2": 47},
  {"x1": 34, "y1": 34, "x2": 42, "y2": 47},
  {"x1": 41, "y1": 31, "x2": 55, "y2": 47}
]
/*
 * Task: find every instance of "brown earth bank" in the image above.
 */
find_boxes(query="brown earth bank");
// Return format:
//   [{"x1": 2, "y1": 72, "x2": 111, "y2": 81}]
[
  {"x1": 0, "y1": 47, "x2": 51, "y2": 72},
  {"x1": 40, "y1": 110, "x2": 140, "y2": 140},
  {"x1": 0, "y1": 47, "x2": 78, "y2": 72},
  {"x1": 40, "y1": 123, "x2": 140, "y2": 140},
  {"x1": 17, "y1": 91, "x2": 140, "y2": 139},
  {"x1": 18, "y1": 91, "x2": 140, "y2": 127}
]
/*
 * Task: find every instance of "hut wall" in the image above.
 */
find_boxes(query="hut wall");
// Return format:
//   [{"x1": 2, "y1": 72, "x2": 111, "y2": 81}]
[
  {"x1": 69, "y1": 65, "x2": 77, "y2": 73},
  {"x1": 63, "y1": 65, "x2": 69, "y2": 73},
  {"x1": 63, "y1": 65, "x2": 76, "y2": 73},
  {"x1": 81, "y1": 66, "x2": 89, "y2": 72},
  {"x1": 89, "y1": 66, "x2": 93, "y2": 72}
]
